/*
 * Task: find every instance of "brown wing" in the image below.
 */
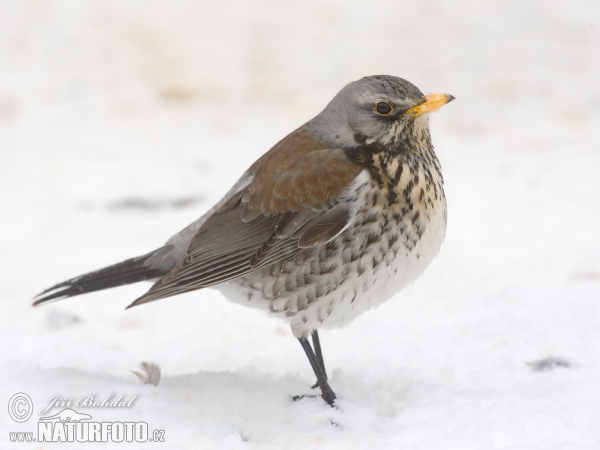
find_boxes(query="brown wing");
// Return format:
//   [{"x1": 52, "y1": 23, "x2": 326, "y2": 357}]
[{"x1": 127, "y1": 127, "x2": 362, "y2": 308}]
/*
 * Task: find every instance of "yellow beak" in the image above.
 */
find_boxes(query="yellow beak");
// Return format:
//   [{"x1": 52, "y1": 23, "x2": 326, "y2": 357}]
[{"x1": 405, "y1": 93, "x2": 455, "y2": 117}]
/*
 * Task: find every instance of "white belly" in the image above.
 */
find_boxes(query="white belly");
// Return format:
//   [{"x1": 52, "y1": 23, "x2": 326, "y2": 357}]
[{"x1": 216, "y1": 175, "x2": 447, "y2": 338}]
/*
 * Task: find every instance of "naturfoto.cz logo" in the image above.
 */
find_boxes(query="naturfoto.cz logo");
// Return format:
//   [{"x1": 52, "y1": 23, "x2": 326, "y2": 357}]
[{"x1": 7, "y1": 392, "x2": 166, "y2": 444}]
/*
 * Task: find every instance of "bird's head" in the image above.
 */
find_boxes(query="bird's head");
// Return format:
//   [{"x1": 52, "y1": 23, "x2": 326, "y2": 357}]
[{"x1": 309, "y1": 75, "x2": 454, "y2": 151}]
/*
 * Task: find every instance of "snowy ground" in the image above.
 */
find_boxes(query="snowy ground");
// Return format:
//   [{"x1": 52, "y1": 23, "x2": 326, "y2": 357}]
[{"x1": 1, "y1": 1, "x2": 600, "y2": 448}]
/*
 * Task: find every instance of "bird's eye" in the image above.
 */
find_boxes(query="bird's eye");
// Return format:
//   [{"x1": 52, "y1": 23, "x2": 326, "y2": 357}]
[{"x1": 374, "y1": 101, "x2": 394, "y2": 116}]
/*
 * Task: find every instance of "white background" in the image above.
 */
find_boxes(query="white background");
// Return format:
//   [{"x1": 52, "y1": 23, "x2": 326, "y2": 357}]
[{"x1": 1, "y1": 1, "x2": 599, "y2": 448}]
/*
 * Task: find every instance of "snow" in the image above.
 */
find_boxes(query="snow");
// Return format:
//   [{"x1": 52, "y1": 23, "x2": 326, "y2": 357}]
[{"x1": 1, "y1": 0, "x2": 600, "y2": 448}]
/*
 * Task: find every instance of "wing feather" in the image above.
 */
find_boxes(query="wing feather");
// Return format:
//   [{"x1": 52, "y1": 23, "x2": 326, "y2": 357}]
[{"x1": 127, "y1": 136, "x2": 363, "y2": 308}]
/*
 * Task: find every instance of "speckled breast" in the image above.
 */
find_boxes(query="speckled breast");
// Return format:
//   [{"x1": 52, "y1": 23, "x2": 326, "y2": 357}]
[{"x1": 220, "y1": 162, "x2": 447, "y2": 338}]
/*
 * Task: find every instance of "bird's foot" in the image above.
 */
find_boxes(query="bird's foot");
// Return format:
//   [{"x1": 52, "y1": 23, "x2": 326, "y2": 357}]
[
  {"x1": 292, "y1": 394, "x2": 317, "y2": 402},
  {"x1": 292, "y1": 390, "x2": 336, "y2": 407}
]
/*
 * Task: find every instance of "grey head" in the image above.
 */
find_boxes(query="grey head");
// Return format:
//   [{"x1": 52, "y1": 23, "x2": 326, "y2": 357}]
[{"x1": 307, "y1": 75, "x2": 444, "y2": 149}]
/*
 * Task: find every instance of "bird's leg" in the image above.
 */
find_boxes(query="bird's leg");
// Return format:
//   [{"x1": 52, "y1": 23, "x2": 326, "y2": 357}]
[
  {"x1": 310, "y1": 330, "x2": 327, "y2": 388},
  {"x1": 298, "y1": 337, "x2": 336, "y2": 406},
  {"x1": 312, "y1": 330, "x2": 327, "y2": 378}
]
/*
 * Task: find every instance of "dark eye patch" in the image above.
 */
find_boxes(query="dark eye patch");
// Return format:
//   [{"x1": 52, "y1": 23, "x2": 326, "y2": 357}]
[{"x1": 375, "y1": 101, "x2": 394, "y2": 115}]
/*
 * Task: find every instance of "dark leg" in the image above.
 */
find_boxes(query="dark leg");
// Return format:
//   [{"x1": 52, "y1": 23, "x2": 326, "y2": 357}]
[
  {"x1": 298, "y1": 337, "x2": 336, "y2": 406},
  {"x1": 311, "y1": 330, "x2": 327, "y2": 380}
]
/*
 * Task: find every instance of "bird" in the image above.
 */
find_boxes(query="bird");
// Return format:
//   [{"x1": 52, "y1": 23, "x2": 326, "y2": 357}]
[{"x1": 34, "y1": 75, "x2": 454, "y2": 406}]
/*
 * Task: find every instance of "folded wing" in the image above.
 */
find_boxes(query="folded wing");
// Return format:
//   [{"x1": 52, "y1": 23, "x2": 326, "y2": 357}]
[{"x1": 128, "y1": 135, "x2": 362, "y2": 308}]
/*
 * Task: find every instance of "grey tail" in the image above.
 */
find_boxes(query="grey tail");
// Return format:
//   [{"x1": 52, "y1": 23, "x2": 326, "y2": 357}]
[{"x1": 33, "y1": 250, "x2": 169, "y2": 306}]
